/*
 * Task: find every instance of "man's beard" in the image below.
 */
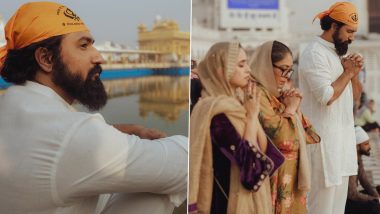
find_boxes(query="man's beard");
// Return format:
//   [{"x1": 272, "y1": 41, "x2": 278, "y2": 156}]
[
  {"x1": 333, "y1": 28, "x2": 352, "y2": 56},
  {"x1": 360, "y1": 148, "x2": 371, "y2": 156},
  {"x1": 51, "y1": 59, "x2": 107, "y2": 111}
]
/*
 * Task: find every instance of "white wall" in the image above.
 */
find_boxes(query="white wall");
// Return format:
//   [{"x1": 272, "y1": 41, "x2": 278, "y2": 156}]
[{"x1": 0, "y1": 15, "x2": 5, "y2": 45}]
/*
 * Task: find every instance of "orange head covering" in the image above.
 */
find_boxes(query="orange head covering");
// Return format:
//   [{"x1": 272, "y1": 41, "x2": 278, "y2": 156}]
[
  {"x1": 0, "y1": 1, "x2": 89, "y2": 70},
  {"x1": 313, "y1": 2, "x2": 358, "y2": 28}
]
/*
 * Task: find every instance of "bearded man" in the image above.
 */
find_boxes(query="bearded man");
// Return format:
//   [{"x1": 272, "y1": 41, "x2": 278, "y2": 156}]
[
  {"x1": 0, "y1": 2, "x2": 187, "y2": 214},
  {"x1": 298, "y1": 2, "x2": 363, "y2": 214},
  {"x1": 345, "y1": 127, "x2": 380, "y2": 214}
]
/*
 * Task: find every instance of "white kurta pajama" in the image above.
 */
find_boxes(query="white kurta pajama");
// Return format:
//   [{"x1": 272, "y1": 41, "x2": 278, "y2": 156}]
[
  {"x1": 298, "y1": 37, "x2": 357, "y2": 214},
  {"x1": 0, "y1": 81, "x2": 187, "y2": 214}
]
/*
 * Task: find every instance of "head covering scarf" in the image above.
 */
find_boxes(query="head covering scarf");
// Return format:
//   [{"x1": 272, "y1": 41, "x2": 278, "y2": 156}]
[
  {"x1": 0, "y1": 1, "x2": 89, "y2": 70},
  {"x1": 189, "y1": 42, "x2": 273, "y2": 214},
  {"x1": 198, "y1": 42, "x2": 239, "y2": 97},
  {"x1": 313, "y1": 2, "x2": 358, "y2": 28},
  {"x1": 248, "y1": 41, "x2": 280, "y2": 98},
  {"x1": 355, "y1": 126, "x2": 369, "y2": 145},
  {"x1": 249, "y1": 40, "x2": 311, "y2": 192}
]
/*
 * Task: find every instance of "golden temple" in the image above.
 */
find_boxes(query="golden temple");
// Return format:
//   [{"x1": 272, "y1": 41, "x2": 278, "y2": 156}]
[{"x1": 138, "y1": 19, "x2": 190, "y2": 59}]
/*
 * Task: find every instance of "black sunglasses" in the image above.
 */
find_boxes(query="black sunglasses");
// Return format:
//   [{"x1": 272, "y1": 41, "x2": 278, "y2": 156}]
[{"x1": 273, "y1": 64, "x2": 294, "y2": 79}]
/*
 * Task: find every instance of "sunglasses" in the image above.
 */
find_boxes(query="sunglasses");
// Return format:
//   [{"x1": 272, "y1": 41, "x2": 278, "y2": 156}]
[{"x1": 273, "y1": 64, "x2": 294, "y2": 79}]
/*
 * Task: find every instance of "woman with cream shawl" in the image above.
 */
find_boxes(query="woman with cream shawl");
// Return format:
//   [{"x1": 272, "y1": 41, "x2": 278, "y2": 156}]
[
  {"x1": 189, "y1": 42, "x2": 284, "y2": 214},
  {"x1": 249, "y1": 41, "x2": 320, "y2": 214}
]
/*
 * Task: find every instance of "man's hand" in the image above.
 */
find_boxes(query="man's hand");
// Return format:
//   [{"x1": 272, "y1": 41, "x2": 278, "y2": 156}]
[
  {"x1": 136, "y1": 127, "x2": 167, "y2": 140},
  {"x1": 328, "y1": 53, "x2": 364, "y2": 106},
  {"x1": 113, "y1": 124, "x2": 167, "y2": 140},
  {"x1": 342, "y1": 53, "x2": 363, "y2": 78},
  {"x1": 347, "y1": 53, "x2": 364, "y2": 68}
]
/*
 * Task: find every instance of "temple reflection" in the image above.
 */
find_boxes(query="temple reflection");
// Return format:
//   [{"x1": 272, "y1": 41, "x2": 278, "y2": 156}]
[{"x1": 103, "y1": 76, "x2": 189, "y2": 122}]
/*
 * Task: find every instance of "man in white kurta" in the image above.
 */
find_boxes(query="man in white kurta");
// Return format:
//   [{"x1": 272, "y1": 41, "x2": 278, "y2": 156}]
[
  {"x1": 298, "y1": 2, "x2": 363, "y2": 214},
  {"x1": 0, "y1": 81, "x2": 187, "y2": 214},
  {"x1": 0, "y1": 2, "x2": 187, "y2": 214}
]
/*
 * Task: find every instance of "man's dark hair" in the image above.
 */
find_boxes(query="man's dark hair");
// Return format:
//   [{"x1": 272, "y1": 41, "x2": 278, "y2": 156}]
[
  {"x1": 271, "y1": 40, "x2": 292, "y2": 64},
  {"x1": 1, "y1": 35, "x2": 63, "y2": 84},
  {"x1": 320, "y1": 15, "x2": 344, "y2": 31}
]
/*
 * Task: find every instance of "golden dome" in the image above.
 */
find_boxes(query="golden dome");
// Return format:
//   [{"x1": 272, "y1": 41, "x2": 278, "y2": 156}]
[
  {"x1": 152, "y1": 20, "x2": 179, "y2": 31},
  {"x1": 138, "y1": 24, "x2": 147, "y2": 33}
]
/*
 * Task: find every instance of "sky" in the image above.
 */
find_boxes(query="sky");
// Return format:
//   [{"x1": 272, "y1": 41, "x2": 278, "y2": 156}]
[{"x1": 1, "y1": 0, "x2": 191, "y2": 48}]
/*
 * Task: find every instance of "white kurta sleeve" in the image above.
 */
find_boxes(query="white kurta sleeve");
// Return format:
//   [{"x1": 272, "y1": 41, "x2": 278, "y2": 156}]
[
  {"x1": 54, "y1": 114, "x2": 188, "y2": 206},
  {"x1": 300, "y1": 51, "x2": 334, "y2": 106}
]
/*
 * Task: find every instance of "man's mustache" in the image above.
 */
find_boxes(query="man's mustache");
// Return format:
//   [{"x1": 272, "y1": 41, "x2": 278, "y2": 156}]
[
  {"x1": 87, "y1": 65, "x2": 103, "y2": 80},
  {"x1": 345, "y1": 39, "x2": 352, "y2": 44}
]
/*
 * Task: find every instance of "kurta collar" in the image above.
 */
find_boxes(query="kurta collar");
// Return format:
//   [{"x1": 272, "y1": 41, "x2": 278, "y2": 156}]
[
  {"x1": 24, "y1": 81, "x2": 76, "y2": 111},
  {"x1": 316, "y1": 36, "x2": 336, "y2": 51}
]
